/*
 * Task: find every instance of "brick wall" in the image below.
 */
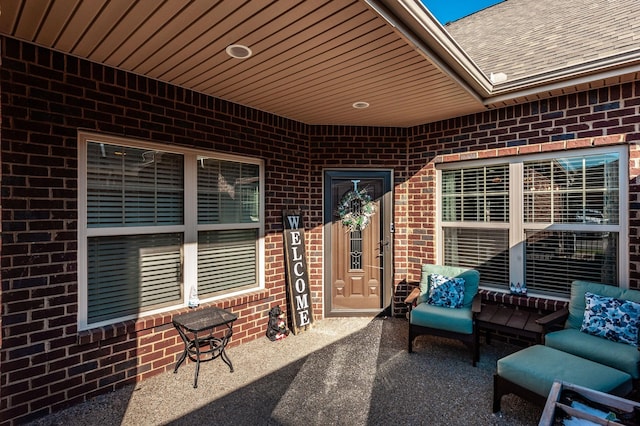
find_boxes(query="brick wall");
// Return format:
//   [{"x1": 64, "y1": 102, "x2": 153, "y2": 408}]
[
  {"x1": 405, "y1": 86, "x2": 640, "y2": 287},
  {"x1": 0, "y1": 37, "x2": 313, "y2": 425},
  {"x1": 2, "y1": 36, "x2": 640, "y2": 425},
  {"x1": 308, "y1": 126, "x2": 410, "y2": 298}
]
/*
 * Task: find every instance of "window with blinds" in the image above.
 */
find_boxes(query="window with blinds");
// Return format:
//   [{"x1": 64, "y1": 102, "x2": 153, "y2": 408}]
[
  {"x1": 197, "y1": 229, "x2": 257, "y2": 296},
  {"x1": 438, "y1": 149, "x2": 625, "y2": 297},
  {"x1": 87, "y1": 143, "x2": 184, "y2": 227},
  {"x1": 525, "y1": 230, "x2": 618, "y2": 296},
  {"x1": 442, "y1": 165, "x2": 510, "y2": 287},
  {"x1": 523, "y1": 154, "x2": 619, "y2": 225},
  {"x1": 80, "y1": 134, "x2": 263, "y2": 330},
  {"x1": 522, "y1": 153, "x2": 620, "y2": 296}
]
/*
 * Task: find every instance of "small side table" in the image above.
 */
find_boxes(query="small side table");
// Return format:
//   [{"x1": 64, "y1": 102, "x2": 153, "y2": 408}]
[
  {"x1": 172, "y1": 306, "x2": 237, "y2": 388},
  {"x1": 477, "y1": 304, "x2": 544, "y2": 344}
]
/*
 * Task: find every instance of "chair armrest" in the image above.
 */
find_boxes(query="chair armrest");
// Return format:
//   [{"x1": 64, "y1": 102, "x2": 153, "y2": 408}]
[
  {"x1": 535, "y1": 307, "x2": 569, "y2": 333},
  {"x1": 471, "y1": 293, "x2": 482, "y2": 314},
  {"x1": 404, "y1": 287, "x2": 421, "y2": 305}
]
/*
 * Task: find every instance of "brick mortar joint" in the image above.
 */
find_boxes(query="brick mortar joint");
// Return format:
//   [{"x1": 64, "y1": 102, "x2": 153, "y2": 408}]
[
  {"x1": 432, "y1": 134, "x2": 629, "y2": 164},
  {"x1": 77, "y1": 289, "x2": 272, "y2": 346}
]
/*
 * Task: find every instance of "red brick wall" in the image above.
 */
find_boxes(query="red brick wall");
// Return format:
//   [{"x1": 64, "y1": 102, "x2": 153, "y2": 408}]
[
  {"x1": 405, "y1": 87, "x2": 640, "y2": 286},
  {"x1": 2, "y1": 36, "x2": 640, "y2": 425}
]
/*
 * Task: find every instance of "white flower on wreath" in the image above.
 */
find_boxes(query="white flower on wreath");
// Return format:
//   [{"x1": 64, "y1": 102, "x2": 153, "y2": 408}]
[{"x1": 336, "y1": 187, "x2": 376, "y2": 231}]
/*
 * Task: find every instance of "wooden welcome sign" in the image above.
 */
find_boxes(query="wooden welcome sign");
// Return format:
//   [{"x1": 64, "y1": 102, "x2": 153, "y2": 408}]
[{"x1": 282, "y1": 210, "x2": 314, "y2": 334}]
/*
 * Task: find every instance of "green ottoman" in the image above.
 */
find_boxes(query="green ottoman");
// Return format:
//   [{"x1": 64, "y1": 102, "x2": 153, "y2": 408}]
[{"x1": 493, "y1": 345, "x2": 632, "y2": 412}]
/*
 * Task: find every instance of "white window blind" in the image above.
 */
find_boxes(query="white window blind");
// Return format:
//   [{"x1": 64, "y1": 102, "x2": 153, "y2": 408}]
[
  {"x1": 522, "y1": 153, "x2": 620, "y2": 295},
  {"x1": 525, "y1": 230, "x2": 618, "y2": 296},
  {"x1": 442, "y1": 165, "x2": 509, "y2": 222},
  {"x1": 524, "y1": 154, "x2": 619, "y2": 224},
  {"x1": 87, "y1": 233, "x2": 182, "y2": 324},
  {"x1": 86, "y1": 143, "x2": 184, "y2": 227},
  {"x1": 197, "y1": 229, "x2": 257, "y2": 296},
  {"x1": 444, "y1": 228, "x2": 509, "y2": 286}
]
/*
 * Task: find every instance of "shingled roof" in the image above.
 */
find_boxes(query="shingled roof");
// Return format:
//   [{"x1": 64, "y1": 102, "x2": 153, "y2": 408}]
[{"x1": 446, "y1": 0, "x2": 640, "y2": 83}]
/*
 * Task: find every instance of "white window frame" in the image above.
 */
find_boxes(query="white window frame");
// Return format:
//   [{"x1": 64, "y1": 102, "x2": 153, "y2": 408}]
[
  {"x1": 436, "y1": 145, "x2": 629, "y2": 298},
  {"x1": 78, "y1": 131, "x2": 265, "y2": 330}
]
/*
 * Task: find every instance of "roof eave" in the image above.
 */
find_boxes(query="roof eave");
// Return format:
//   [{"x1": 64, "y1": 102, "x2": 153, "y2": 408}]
[
  {"x1": 369, "y1": 0, "x2": 640, "y2": 114},
  {"x1": 366, "y1": 0, "x2": 493, "y2": 102}
]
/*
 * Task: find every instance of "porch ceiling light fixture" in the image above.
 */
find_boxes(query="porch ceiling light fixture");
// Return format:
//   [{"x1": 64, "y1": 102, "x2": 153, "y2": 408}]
[
  {"x1": 226, "y1": 44, "x2": 252, "y2": 59},
  {"x1": 352, "y1": 101, "x2": 370, "y2": 109}
]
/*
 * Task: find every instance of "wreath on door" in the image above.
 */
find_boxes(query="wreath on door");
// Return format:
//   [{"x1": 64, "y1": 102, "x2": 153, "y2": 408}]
[{"x1": 337, "y1": 187, "x2": 376, "y2": 231}]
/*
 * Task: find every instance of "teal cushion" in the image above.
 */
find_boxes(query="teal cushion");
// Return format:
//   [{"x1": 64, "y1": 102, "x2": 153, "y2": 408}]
[
  {"x1": 419, "y1": 264, "x2": 480, "y2": 308},
  {"x1": 410, "y1": 302, "x2": 473, "y2": 334},
  {"x1": 567, "y1": 281, "x2": 640, "y2": 330},
  {"x1": 545, "y1": 328, "x2": 640, "y2": 379},
  {"x1": 581, "y1": 292, "x2": 640, "y2": 347},
  {"x1": 498, "y1": 345, "x2": 632, "y2": 397},
  {"x1": 427, "y1": 274, "x2": 465, "y2": 308}
]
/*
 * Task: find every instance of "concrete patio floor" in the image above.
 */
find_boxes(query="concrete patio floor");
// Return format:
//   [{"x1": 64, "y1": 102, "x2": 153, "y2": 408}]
[{"x1": 27, "y1": 315, "x2": 542, "y2": 425}]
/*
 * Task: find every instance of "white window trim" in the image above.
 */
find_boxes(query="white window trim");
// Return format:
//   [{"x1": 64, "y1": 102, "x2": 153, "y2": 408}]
[
  {"x1": 436, "y1": 145, "x2": 629, "y2": 298},
  {"x1": 78, "y1": 131, "x2": 265, "y2": 330}
]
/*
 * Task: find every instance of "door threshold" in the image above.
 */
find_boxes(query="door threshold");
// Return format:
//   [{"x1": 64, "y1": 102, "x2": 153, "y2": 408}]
[{"x1": 325, "y1": 308, "x2": 389, "y2": 318}]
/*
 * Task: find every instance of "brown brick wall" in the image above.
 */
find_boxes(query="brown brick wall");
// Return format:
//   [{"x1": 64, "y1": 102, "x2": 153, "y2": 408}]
[{"x1": 2, "y1": 36, "x2": 640, "y2": 425}]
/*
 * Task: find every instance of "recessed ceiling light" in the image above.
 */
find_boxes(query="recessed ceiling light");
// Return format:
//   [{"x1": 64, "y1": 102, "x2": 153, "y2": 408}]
[
  {"x1": 226, "y1": 44, "x2": 252, "y2": 59},
  {"x1": 352, "y1": 101, "x2": 370, "y2": 109}
]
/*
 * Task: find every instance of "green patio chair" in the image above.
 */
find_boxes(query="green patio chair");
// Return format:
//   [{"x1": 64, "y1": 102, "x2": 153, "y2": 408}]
[{"x1": 405, "y1": 264, "x2": 481, "y2": 366}]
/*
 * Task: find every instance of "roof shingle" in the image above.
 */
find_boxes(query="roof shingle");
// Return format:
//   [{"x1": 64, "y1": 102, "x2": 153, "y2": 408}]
[{"x1": 446, "y1": 0, "x2": 640, "y2": 82}]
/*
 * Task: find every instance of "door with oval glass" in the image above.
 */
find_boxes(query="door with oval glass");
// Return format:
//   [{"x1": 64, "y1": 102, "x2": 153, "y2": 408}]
[{"x1": 324, "y1": 170, "x2": 393, "y2": 316}]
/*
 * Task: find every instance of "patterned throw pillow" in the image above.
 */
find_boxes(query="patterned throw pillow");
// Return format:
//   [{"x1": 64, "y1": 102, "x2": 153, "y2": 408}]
[
  {"x1": 580, "y1": 292, "x2": 640, "y2": 347},
  {"x1": 427, "y1": 274, "x2": 466, "y2": 309}
]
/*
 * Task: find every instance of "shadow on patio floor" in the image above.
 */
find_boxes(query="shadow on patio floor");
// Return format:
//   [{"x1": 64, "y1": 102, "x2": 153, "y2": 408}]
[{"x1": 28, "y1": 316, "x2": 542, "y2": 426}]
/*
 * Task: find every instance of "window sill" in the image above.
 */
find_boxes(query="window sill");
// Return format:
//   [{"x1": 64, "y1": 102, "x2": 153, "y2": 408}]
[{"x1": 478, "y1": 289, "x2": 568, "y2": 312}]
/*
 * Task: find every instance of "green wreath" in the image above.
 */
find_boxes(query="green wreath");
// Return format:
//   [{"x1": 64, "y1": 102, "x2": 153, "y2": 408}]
[{"x1": 337, "y1": 188, "x2": 376, "y2": 231}]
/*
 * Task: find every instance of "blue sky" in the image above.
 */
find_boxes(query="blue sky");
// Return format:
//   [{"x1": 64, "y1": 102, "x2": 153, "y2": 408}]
[{"x1": 421, "y1": 0, "x2": 503, "y2": 24}]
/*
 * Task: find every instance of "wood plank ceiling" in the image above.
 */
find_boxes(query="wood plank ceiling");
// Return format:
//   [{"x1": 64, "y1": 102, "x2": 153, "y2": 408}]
[{"x1": 0, "y1": 0, "x2": 488, "y2": 127}]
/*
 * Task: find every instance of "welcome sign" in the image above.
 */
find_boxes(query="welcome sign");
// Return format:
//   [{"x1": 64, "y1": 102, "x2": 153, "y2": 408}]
[{"x1": 282, "y1": 210, "x2": 314, "y2": 334}]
